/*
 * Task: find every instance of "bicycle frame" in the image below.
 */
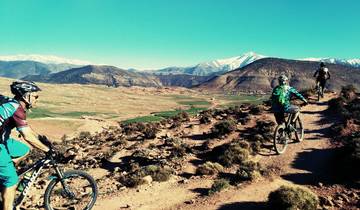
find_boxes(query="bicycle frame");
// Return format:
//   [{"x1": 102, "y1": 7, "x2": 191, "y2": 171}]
[{"x1": 14, "y1": 156, "x2": 64, "y2": 207}]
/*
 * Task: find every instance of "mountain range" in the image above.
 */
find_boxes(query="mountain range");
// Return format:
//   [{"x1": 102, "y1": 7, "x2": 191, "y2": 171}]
[
  {"x1": 197, "y1": 57, "x2": 360, "y2": 93},
  {"x1": 152, "y1": 52, "x2": 266, "y2": 76},
  {"x1": 1, "y1": 53, "x2": 360, "y2": 93}
]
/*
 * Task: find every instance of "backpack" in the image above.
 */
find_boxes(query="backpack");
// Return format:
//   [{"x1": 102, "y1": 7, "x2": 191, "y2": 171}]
[
  {"x1": 318, "y1": 67, "x2": 329, "y2": 78},
  {"x1": 0, "y1": 95, "x2": 20, "y2": 126},
  {"x1": 272, "y1": 85, "x2": 290, "y2": 106}
]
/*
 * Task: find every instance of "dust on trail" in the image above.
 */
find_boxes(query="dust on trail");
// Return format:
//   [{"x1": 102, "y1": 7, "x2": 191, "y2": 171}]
[{"x1": 93, "y1": 94, "x2": 336, "y2": 210}]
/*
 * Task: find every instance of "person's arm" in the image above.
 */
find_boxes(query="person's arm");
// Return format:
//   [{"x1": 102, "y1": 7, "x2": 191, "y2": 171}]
[
  {"x1": 327, "y1": 71, "x2": 331, "y2": 79},
  {"x1": 313, "y1": 70, "x2": 318, "y2": 77},
  {"x1": 290, "y1": 87, "x2": 308, "y2": 103},
  {"x1": 18, "y1": 127, "x2": 49, "y2": 152}
]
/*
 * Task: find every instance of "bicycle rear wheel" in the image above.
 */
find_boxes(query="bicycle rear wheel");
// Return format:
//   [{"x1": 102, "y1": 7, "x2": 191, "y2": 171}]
[
  {"x1": 273, "y1": 124, "x2": 288, "y2": 154},
  {"x1": 44, "y1": 170, "x2": 98, "y2": 210},
  {"x1": 294, "y1": 116, "x2": 304, "y2": 142}
]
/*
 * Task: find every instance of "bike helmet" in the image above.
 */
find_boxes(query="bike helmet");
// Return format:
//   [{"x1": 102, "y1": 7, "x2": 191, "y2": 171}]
[
  {"x1": 10, "y1": 81, "x2": 41, "y2": 108},
  {"x1": 278, "y1": 75, "x2": 288, "y2": 85},
  {"x1": 320, "y1": 62, "x2": 326, "y2": 67}
]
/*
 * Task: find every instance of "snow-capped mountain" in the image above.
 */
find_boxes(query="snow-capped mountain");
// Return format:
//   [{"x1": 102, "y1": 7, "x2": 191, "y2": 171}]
[
  {"x1": 0, "y1": 54, "x2": 92, "y2": 65},
  {"x1": 154, "y1": 52, "x2": 267, "y2": 76},
  {"x1": 302, "y1": 57, "x2": 360, "y2": 68}
]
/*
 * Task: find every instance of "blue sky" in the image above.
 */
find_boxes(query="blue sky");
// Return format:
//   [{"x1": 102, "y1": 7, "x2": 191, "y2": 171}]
[{"x1": 0, "y1": 0, "x2": 359, "y2": 69}]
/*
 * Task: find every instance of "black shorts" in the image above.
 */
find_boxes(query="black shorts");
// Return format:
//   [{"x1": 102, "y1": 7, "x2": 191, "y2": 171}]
[
  {"x1": 316, "y1": 78, "x2": 327, "y2": 88},
  {"x1": 274, "y1": 105, "x2": 299, "y2": 124}
]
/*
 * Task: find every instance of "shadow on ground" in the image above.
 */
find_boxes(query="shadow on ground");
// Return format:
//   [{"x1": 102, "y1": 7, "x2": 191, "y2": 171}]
[
  {"x1": 281, "y1": 147, "x2": 359, "y2": 188},
  {"x1": 217, "y1": 201, "x2": 268, "y2": 210}
]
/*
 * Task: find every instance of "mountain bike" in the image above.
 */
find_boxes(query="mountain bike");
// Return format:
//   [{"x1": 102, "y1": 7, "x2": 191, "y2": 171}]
[
  {"x1": 315, "y1": 83, "x2": 324, "y2": 102},
  {"x1": 273, "y1": 110, "x2": 304, "y2": 154},
  {"x1": 14, "y1": 136, "x2": 98, "y2": 210}
]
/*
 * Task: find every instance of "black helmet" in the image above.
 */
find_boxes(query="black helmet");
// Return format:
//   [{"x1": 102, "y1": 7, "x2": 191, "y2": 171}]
[
  {"x1": 320, "y1": 62, "x2": 326, "y2": 67},
  {"x1": 278, "y1": 75, "x2": 288, "y2": 85},
  {"x1": 10, "y1": 81, "x2": 41, "y2": 98}
]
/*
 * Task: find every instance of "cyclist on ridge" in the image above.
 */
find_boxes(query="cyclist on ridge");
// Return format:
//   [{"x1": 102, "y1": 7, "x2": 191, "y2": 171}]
[
  {"x1": 0, "y1": 81, "x2": 50, "y2": 210},
  {"x1": 313, "y1": 62, "x2": 331, "y2": 98},
  {"x1": 271, "y1": 75, "x2": 308, "y2": 128}
]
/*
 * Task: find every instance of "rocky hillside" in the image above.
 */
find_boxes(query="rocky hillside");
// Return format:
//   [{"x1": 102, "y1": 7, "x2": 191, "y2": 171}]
[
  {"x1": 156, "y1": 74, "x2": 214, "y2": 87},
  {"x1": 197, "y1": 58, "x2": 360, "y2": 93},
  {"x1": 0, "y1": 60, "x2": 81, "y2": 79},
  {"x1": 23, "y1": 65, "x2": 162, "y2": 87}
]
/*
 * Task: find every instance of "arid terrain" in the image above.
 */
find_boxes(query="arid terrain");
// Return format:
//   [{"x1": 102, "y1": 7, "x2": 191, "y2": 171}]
[{"x1": 0, "y1": 77, "x2": 358, "y2": 210}]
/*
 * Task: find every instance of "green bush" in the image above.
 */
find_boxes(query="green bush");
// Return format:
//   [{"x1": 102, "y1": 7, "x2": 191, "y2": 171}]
[
  {"x1": 144, "y1": 165, "x2": 172, "y2": 182},
  {"x1": 218, "y1": 144, "x2": 249, "y2": 167},
  {"x1": 341, "y1": 84, "x2": 357, "y2": 100},
  {"x1": 268, "y1": 185, "x2": 319, "y2": 210},
  {"x1": 208, "y1": 179, "x2": 230, "y2": 195},
  {"x1": 199, "y1": 112, "x2": 212, "y2": 124},
  {"x1": 211, "y1": 120, "x2": 236, "y2": 137},
  {"x1": 196, "y1": 161, "x2": 224, "y2": 175},
  {"x1": 79, "y1": 131, "x2": 91, "y2": 139},
  {"x1": 236, "y1": 160, "x2": 262, "y2": 181}
]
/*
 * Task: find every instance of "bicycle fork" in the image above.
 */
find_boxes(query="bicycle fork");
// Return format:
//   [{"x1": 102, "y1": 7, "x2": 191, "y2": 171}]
[{"x1": 53, "y1": 165, "x2": 76, "y2": 199}]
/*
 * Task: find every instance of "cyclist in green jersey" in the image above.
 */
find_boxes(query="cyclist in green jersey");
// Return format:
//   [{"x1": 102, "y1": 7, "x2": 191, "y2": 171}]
[{"x1": 271, "y1": 75, "x2": 308, "y2": 127}]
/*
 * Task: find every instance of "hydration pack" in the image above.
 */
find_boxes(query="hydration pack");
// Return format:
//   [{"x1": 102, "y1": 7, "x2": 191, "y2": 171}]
[
  {"x1": 318, "y1": 67, "x2": 329, "y2": 78},
  {"x1": 0, "y1": 95, "x2": 19, "y2": 127}
]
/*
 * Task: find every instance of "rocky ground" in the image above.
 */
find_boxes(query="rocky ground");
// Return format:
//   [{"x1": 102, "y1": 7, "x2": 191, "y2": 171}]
[{"x1": 15, "y1": 92, "x2": 360, "y2": 210}]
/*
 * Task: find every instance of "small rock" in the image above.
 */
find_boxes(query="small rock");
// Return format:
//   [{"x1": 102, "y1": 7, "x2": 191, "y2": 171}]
[
  {"x1": 178, "y1": 179, "x2": 189, "y2": 184},
  {"x1": 141, "y1": 175, "x2": 153, "y2": 185},
  {"x1": 184, "y1": 199, "x2": 195, "y2": 204}
]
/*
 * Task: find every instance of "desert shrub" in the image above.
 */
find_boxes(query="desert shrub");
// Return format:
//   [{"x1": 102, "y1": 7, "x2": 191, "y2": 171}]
[
  {"x1": 171, "y1": 111, "x2": 190, "y2": 124},
  {"x1": 143, "y1": 125, "x2": 157, "y2": 139},
  {"x1": 268, "y1": 185, "x2": 319, "y2": 210},
  {"x1": 235, "y1": 160, "x2": 263, "y2": 181},
  {"x1": 341, "y1": 84, "x2": 357, "y2": 100},
  {"x1": 78, "y1": 131, "x2": 91, "y2": 139},
  {"x1": 211, "y1": 120, "x2": 236, "y2": 137},
  {"x1": 208, "y1": 179, "x2": 230, "y2": 195},
  {"x1": 199, "y1": 112, "x2": 212, "y2": 124},
  {"x1": 196, "y1": 161, "x2": 224, "y2": 175},
  {"x1": 144, "y1": 165, "x2": 172, "y2": 182},
  {"x1": 249, "y1": 105, "x2": 262, "y2": 115},
  {"x1": 164, "y1": 137, "x2": 191, "y2": 158},
  {"x1": 218, "y1": 144, "x2": 250, "y2": 167},
  {"x1": 118, "y1": 169, "x2": 146, "y2": 187}
]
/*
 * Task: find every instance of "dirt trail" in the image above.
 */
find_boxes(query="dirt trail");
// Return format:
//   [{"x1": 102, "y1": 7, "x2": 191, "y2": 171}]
[{"x1": 93, "y1": 94, "x2": 336, "y2": 210}]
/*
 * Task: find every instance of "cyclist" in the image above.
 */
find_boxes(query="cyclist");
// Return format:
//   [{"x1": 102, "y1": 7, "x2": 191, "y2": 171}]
[
  {"x1": 313, "y1": 62, "x2": 331, "y2": 98},
  {"x1": 271, "y1": 75, "x2": 308, "y2": 128},
  {"x1": 0, "y1": 81, "x2": 50, "y2": 210}
]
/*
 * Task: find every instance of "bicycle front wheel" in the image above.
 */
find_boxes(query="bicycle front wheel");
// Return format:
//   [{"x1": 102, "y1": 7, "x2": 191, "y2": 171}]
[
  {"x1": 273, "y1": 124, "x2": 288, "y2": 154},
  {"x1": 294, "y1": 116, "x2": 304, "y2": 142},
  {"x1": 44, "y1": 170, "x2": 98, "y2": 210}
]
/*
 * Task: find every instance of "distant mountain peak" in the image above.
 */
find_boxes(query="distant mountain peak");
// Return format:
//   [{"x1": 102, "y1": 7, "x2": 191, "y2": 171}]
[
  {"x1": 301, "y1": 57, "x2": 360, "y2": 67},
  {"x1": 0, "y1": 54, "x2": 93, "y2": 65}
]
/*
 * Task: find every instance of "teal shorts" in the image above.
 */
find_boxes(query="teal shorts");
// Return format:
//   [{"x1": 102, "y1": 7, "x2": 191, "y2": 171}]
[{"x1": 0, "y1": 138, "x2": 30, "y2": 187}]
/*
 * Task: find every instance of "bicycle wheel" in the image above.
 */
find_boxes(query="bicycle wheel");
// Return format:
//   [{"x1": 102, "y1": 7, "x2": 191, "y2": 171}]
[
  {"x1": 44, "y1": 170, "x2": 98, "y2": 210},
  {"x1": 294, "y1": 116, "x2": 304, "y2": 142},
  {"x1": 273, "y1": 124, "x2": 288, "y2": 154}
]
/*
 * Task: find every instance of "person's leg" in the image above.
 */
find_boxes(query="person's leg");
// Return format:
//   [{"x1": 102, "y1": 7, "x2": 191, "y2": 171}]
[
  {"x1": 0, "y1": 144, "x2": 20, "y2": 210},
  {"x1": 6, "y1": 138, "x2": 30, "y2": 165},
  {"x1": 320, "y1": 80, "x2": 326, "y2": 97},
  {"x1": 274, "y1": 112, "x2": 285, "y2": 125},
  {"x1": 2, "y1": 185, "x2": 17, "y2": 210},
  {"x1": 288, "y1": 105, "x2": 300, "y2": 123}
]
